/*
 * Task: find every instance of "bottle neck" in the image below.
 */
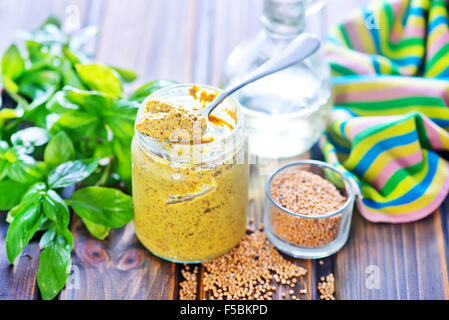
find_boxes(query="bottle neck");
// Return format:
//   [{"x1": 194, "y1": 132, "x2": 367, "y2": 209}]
[{"x1": 261, "y1": 0, "x2": 307, "y2": 38}]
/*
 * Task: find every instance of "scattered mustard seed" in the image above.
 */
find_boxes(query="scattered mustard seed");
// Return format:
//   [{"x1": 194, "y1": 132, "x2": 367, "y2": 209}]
[
  {"x1": 178, "y1": 231, "x2": 307, "y2": 300},
  {"x1": 179, "y1": 266, "x2": 199, "y2": 300},
  {"x1": 318, "y1": 273, "x2": 336, "y2": 300}
]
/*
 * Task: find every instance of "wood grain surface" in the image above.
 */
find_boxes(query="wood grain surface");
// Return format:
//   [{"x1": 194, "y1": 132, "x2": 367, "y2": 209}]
[
  {"x1": 1, "y1": 0, "x2": 448, "y2": 300},
  {"x1": 335, "y1": 209, "x2": 449, "y2": 299},
  {"x1": 59, "y1": 217, "x2": 179, "y2": 300},
  {"x1": 0, "y1": 213, "x2": 40, "y2": 299}
]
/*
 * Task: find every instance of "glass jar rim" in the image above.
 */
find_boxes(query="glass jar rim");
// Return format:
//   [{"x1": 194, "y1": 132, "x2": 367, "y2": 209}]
[
  {"x1": 135, "y1": 83, "x2": 244, "y2": 146},
  {"x1": 134, "y1": 83, "x2": 245, "y2": 166},
  {"x1": 266, "y1": 159, "x2": 355, "y2": 219}
]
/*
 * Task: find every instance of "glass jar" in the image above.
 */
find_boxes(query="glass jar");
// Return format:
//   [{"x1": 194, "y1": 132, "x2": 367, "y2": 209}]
[
  {"x1": 222, "y1": 0, "x2": 331, "y2": 159},
  {"x1": 263, "y1": 160, "x2": 355, "y2": 259},
  {"x1": 132, "y1": 84, "x2": 249, "y2": 263}
]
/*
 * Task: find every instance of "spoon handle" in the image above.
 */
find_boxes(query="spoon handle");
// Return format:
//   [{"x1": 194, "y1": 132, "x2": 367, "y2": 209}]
[{"x1": 203, "y1": 33, "x2": 321, "y2": 115}]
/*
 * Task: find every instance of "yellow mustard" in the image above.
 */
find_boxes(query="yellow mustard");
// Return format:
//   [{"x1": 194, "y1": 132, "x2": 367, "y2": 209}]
[{"x1": 132, "y1": 84, "x2": 248, "y2": 263}]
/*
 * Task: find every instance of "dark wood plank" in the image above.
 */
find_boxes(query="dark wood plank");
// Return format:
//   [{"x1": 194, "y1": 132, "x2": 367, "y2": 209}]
[
  {"x1": 59, "y1": 217, "x2": 179, "y2": 300},
  {"x1": 0, "y1": 213, "x2": 40, "y2": 300},
  {"x1": 335, "y1": 209, "x2": 449, "y2": 299}
]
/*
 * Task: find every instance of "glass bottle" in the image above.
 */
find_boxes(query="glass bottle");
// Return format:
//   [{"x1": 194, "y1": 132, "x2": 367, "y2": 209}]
[{"x1": 222, "y1": 0, "x2": 331, "y2": 159}]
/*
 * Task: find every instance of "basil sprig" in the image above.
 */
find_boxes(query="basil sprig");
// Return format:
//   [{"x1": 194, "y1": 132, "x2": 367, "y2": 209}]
[
  {"x1": 0, "y1": 16, "x2": 177, "y2": 300},
  {"x1": 5, "y1": 150, "x2": 133, "y2": 300}
]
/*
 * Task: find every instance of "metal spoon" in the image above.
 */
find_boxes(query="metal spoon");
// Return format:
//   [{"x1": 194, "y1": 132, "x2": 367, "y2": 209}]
[{"x1": 200, "y1": 33, "x2": 321, "y2": 118}]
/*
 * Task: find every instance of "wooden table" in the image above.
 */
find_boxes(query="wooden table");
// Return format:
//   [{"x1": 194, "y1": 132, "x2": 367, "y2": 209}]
[{"x1": 1, "y1": 0, "x2": 448, "y2": 300}]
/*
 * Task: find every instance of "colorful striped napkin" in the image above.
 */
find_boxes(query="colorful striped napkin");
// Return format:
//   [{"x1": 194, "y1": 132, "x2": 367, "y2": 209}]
[{"x1": 321, "y1": 0, "x2": 449, "y2": 222}]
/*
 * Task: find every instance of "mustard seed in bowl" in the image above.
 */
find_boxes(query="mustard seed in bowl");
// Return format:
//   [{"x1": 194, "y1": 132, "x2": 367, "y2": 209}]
[
  {"x1": 270, "y1": 169, "x2": 346, "y2": 247},
  {"x1": 263, "y1": 160, "x2": 355, "y2": 259}
]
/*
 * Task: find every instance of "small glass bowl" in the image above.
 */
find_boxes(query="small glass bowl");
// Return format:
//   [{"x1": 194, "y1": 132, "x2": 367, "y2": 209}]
[{"x1": 263, "y1": 160, "x2": 355, "y2": 259}]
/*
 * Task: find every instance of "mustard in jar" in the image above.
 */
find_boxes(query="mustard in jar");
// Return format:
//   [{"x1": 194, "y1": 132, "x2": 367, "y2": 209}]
[{"x1": 132, "y1": 84, "x2": 249, "y2": 263}]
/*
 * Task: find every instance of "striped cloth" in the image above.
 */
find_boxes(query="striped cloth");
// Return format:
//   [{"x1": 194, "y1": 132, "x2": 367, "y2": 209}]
[{"x1": 321, "y1": 0, "x2": 449, "y2": 222}]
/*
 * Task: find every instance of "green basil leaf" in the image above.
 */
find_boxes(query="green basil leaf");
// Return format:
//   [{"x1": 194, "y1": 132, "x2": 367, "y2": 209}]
[
  {"x1": 7, "y1": 182, "x2": 47, "y2": 224},
  {"x1": 6, "y1": 201, "x2": 43, "y2": 263},
  {"x1": 112, "y1": 137, "x2": 132, "y2": 183},
  {"x1": 44, "y1": 131, "x2": 75, "y2": 167},
  {"x1": 63, "y1": 46, "x2": 90, "y2": 65},
  {"x1": 1, "y1": 44, "x2": 25, "y2": 80},
  {"x1": 63, "y1": 86, "x2": 111, "y2": 115},
  {"x1": 58, "y1": 226, "x2": 74, "y2": 248},
  {"x1": 77, "y1": 133, "x2": 106, "y2": 158},
  {"x1": 19, "y1": 70, "x2": 61, "y2": 92},
  {"x1": 51, "y1": 109, "x2": 98, "y2": 131},
  {"x1": 0, "y1": 108, "x2": 18, "y2": 128},
  {"x1": 26, "y1": 40, "x2": 49, "y2": 66},
  {"x1": 93, "y1": 141, "x2": 113, "y2": 160},
  {"x1": 37, "y1": 216, "x2": 54, "y2": 232},
  {"x1": 48, "y1": 158, "x2": 99, "y2": 188},
  {"x1": 50, "y1": 110, "x2": 99, "y2": 143},
  {"x1": 22, "y1": 182, "x2": 47, "y2": 202},
  {"x1": 129, "y1": 79, "x2": 177, "y2": 103},
  {"x1": 75, "y1": 64, "x2": 123, "y2": 98},
  {"x1": 25, "y1": 41, "x2": 61, "y2": 72},
  {"x1": 39, "y1": 224, "x2": 56, "y2": 249},
  {"x1": 18, "y1": 70, "x2": 61, "y2": 111},
  {"x1": 11, "y1": 127, "x2": 49, "y2": 152},
  {"x1": 82, "y1": 217, "x2": 110, "y2": 240},
  {"x1": 69, "y1": 186, "x2": 133, "y2": 228},
  {"x1": 39, "y1": 222, "x2": 74, "y2": 250},
  {"x1": 23, "y1": 104, "x2": 51, "y2": 128},
  {"x1": 45, "y1": 91, "x2": 80, "y2": 113},
  {"x1": 0, "y1": 159, "x2": 9, "y2": 180},
  {"x1": 106, "y1": 100, "x2": 138, "y2": 139},
  {"x1": 37, "y1": 231, "x2": 72, "y2": 300},
  {"x1": 7, "y1": 154, "x2": 43, "y2": 184},
  {"x1": 60, "y1": 59, "x2": 85, "y2": 89},
  {"x1": 0, "y1": 146, "x2": 16, "y2": 164},
  {"x1": 6, "y1": 182, "x2": 46, "y2": 225},
  {"x1": 2, "y1": 76, "x2": 19, "y2": 93},
  {"x1": 8, "y1": 161, "x2": 39, "y2": 183},
  {"x1": 6, "y1": 205, "x2": 19, "y2": 223},
  {"x1": 0, "y1": 179, "x2": 29, "y2": 210},
  {"x1": 42, "y1": 190, "x2": 70, "y2": 230},
  {"x1": 111, "y1": 66, "x2": 138, "y2": 83}
]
